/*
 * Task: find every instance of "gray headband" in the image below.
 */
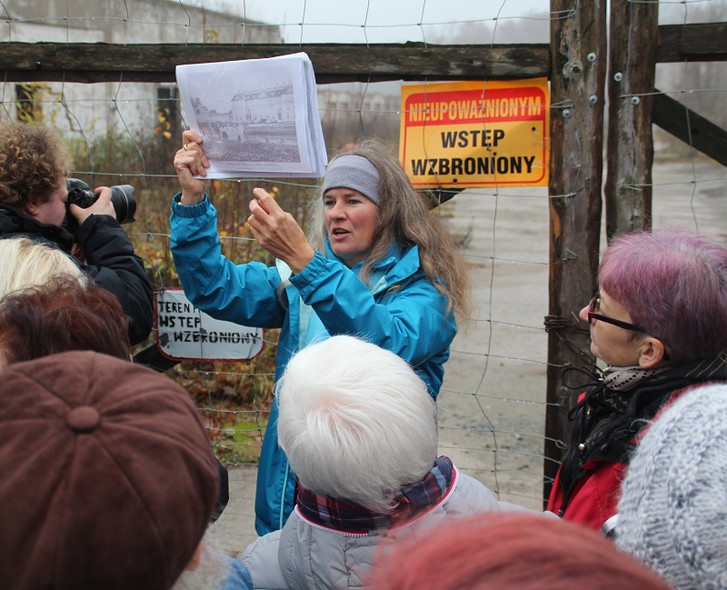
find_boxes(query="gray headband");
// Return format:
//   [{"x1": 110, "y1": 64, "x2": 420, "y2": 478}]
[{"x1": 321, "y1": 154, "x2": 380, "y2": 205}]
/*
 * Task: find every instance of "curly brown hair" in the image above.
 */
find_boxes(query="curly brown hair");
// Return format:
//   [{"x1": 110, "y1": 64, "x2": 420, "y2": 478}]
[{"x1": 0, "y1": 122, "x2": 71, "y2": 207}]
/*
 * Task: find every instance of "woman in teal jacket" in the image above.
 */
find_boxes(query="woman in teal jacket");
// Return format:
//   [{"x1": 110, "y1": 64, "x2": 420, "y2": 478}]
[{"x1": 170, "y1": 134, "x2": 470, "y2": 535}]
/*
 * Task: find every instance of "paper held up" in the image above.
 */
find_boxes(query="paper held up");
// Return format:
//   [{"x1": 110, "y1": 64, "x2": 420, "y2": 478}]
[{"x1": 176, "y1": 52, "x2": 327, "y2": 178}]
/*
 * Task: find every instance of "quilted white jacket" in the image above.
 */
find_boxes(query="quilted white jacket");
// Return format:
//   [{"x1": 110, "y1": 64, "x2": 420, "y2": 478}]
[{"x1": 241, "y1": 466, "x2": 528, "y2": 589}]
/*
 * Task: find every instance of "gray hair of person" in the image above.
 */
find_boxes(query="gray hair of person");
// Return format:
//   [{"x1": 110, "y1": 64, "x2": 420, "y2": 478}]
[
  {"x1": 615, "y1": 383, "x2": 727, "y2": 590},
  {"x1": 0, "y1": 237, "x2": 87, "y2": 299},
  {"x1": 276, "y1": 335, "x2": 438, "y2": 512}
]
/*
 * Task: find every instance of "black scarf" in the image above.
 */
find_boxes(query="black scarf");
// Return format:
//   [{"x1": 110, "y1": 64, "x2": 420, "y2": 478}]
[{"x1": 557, "y1": 352, "x2": 727, "y2": 507}]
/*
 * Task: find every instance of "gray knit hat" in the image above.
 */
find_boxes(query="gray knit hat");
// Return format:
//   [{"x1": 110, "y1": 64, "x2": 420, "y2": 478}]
[
  {"x1": 321, "y1": 154, "x2": 380, "y2": 204},
  {"x1": 615, "y1": 383, "x2": 727, "y2": 590}
]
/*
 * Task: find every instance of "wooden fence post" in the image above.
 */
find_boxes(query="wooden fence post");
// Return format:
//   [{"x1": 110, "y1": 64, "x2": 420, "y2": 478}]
[
  {"x1": 544, "y1": 0, "x2": 606, "y2": 507},
  {"x1": 605, "y1": 0, "x2": 659, "y2": 237}
]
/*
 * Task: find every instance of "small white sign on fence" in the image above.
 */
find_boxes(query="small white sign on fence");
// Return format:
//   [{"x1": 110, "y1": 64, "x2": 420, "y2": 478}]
[{"x1": 155, "y1": 289, "x2": 264, "y2": 361}]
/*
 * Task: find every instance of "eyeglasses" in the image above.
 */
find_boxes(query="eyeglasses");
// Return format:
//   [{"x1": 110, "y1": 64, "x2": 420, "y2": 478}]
[
  {"x1": 587, "y1": 297, "x2": 647, "y2": 333},
  {"x1": 587, "y1": 296, "x2": 671, "y2": 361}
]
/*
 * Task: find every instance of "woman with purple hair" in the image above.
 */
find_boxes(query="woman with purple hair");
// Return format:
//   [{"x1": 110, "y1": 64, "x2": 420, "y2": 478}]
[{"x1": 547, "y1": 228, "x2": 727, "y2": 532}]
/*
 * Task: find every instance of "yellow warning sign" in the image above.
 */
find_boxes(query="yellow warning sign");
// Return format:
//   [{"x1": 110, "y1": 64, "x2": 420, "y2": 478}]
[{"x1": 399, "y1": 79, "x2": 549, "y2": 188}]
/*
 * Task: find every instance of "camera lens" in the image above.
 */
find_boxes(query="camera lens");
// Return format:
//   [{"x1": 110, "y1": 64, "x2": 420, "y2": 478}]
[{"x1": 110, "y1": 185, "x2": 136, "y2": 224}]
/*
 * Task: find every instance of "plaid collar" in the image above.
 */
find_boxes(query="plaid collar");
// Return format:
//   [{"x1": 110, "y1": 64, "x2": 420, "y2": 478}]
[{"x1": 295, "y1": 456, "x2": 455, "y2": 534}]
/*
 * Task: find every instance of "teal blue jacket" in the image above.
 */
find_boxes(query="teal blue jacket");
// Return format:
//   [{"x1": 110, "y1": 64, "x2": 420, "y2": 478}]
[{"x1": 170, "y1": 195, "x2": 457, "y2": 535}]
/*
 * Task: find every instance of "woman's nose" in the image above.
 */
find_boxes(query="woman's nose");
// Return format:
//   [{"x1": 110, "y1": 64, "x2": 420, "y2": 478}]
[
  {"x1": 329, "y1": 203, "x2": 345, "y2": 218},
  {"x1": 578, "y1": 305, "x2": 590, "y2": 323}
]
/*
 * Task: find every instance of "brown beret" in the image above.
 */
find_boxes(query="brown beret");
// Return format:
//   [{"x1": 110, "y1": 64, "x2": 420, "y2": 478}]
[{"x1": 0, "y1": 351, "x2": 219, "y2": 590}]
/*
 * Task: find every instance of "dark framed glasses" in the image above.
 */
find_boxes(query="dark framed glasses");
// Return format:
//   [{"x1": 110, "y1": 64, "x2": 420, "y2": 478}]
[{"x1": 587, "y1": 297, "x2": 647, "y2": 333}]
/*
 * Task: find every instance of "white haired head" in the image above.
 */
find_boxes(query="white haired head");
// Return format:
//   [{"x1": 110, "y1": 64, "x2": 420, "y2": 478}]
[
  {"x1": 0, "y1": 237, "x2": 86, "y2": 299},
  {"x1": 277, "y1": 335, "x2": 437, "y2": 512}
]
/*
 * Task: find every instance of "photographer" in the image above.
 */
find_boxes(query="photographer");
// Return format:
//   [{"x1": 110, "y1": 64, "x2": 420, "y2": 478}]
[{"x1": 0, "y1": 122, "x2": 153, "y2": 345}]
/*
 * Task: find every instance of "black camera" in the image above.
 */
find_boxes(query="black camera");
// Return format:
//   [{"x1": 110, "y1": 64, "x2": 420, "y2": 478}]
[{"x1": 64, "y1": 178, "x2": 136, "y2": 233}]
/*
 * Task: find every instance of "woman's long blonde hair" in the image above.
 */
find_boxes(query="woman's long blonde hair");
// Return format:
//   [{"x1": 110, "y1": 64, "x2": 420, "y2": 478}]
[{"x1": 307, "y1": 139, "x2": 470, "y2": 319}]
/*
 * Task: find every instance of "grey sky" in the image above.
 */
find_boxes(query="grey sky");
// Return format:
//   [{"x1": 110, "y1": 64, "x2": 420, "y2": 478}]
[
  {"x1": 190, "y1": 0, "x2": 725, "y2": 44},
  {"x1": 195, "y1": 0, "x2": 551, "y2": 43}
]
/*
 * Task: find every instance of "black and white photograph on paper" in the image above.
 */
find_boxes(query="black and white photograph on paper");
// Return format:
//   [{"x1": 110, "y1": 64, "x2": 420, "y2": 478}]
[{"x1": 176, "y1": 52, "x2": 327, "y2": 178}]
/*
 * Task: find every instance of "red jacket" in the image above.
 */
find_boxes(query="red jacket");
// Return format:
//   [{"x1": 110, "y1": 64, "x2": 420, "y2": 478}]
[
  {"x1": 548, "y1": 386, "x2": 696, "y2": 530},
  {"x1": 547, "y1": 452, "x2": 627, "y2": 530}
]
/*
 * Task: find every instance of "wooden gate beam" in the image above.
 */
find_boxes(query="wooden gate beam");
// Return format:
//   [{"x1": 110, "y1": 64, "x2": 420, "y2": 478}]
[
  {"x1": 657, "y1": 23, "x2": 727, "y2": 63},
  {"x1": 0, "y1": 42, "x2": 550, "y2": 84},
  {"x1": 653, "y1": 90, "x2": 727, "y2": 168}
]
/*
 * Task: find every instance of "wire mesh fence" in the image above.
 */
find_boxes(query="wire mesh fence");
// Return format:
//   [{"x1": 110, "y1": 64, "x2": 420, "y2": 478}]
[{"x1": 1, "y1": 0, "x2": 725, "y2": 555}]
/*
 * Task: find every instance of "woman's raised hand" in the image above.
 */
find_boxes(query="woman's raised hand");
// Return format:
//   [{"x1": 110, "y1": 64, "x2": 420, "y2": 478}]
[
  {"x1": 247, "y1": 187, "x2": 315, "y2": 273},
  {"x1": 173, "y1": 130, "x2": 209, "y2": 206}
]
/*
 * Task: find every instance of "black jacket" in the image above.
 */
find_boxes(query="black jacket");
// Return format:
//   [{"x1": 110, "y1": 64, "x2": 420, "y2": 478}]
[{"x1": 0, "y1": 204, "x2": 153, "y2": 345}]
